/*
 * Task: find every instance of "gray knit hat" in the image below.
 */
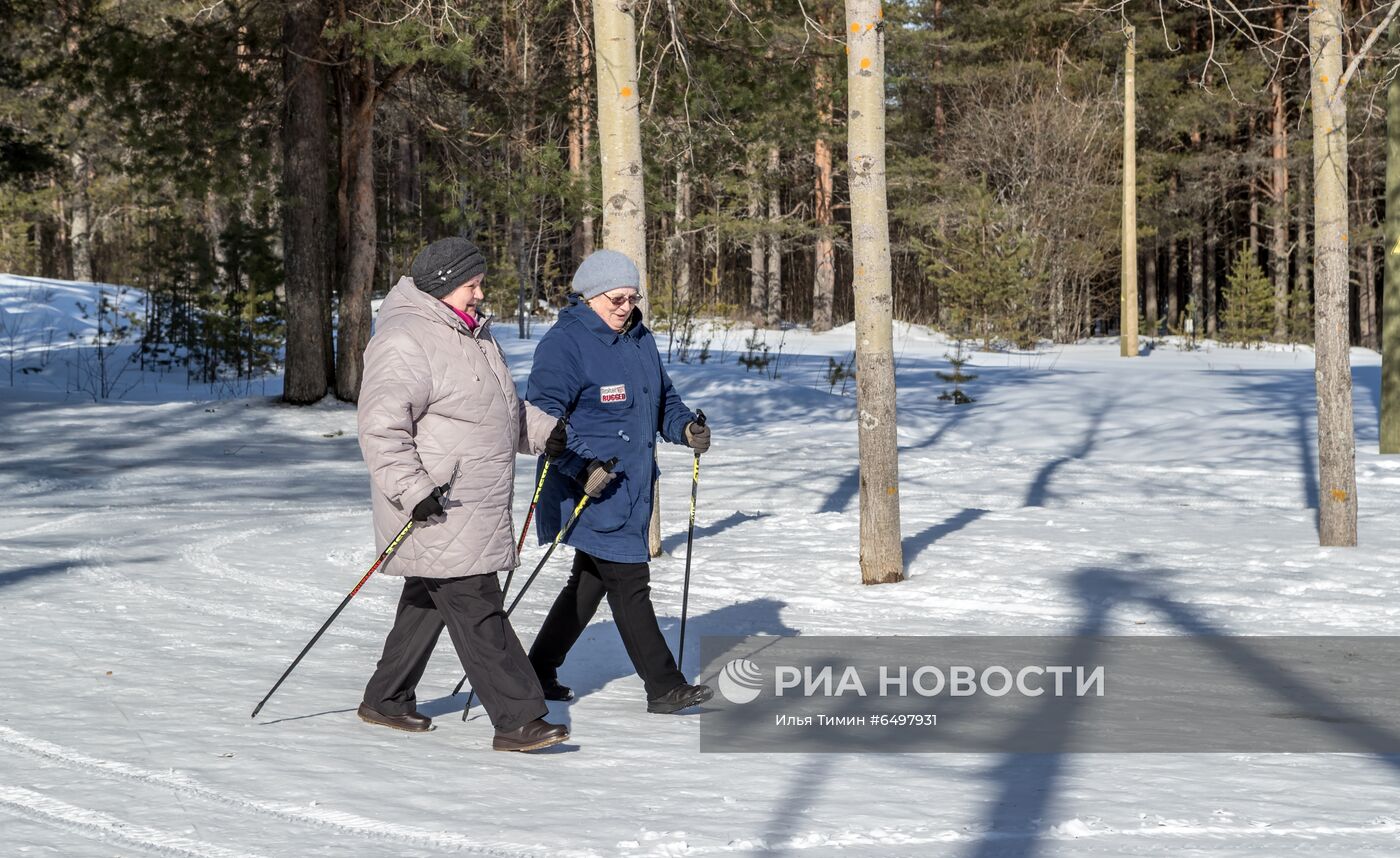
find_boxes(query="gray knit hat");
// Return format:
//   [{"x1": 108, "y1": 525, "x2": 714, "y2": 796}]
[
  {"x1": 571, "y1": 249, "x2": 639, "y2": 300},
  {"x1": 411, "y1": 237, "x2": 487, "y2": 298}
]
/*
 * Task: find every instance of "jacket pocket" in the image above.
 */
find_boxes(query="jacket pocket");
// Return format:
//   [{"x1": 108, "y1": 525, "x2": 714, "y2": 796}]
[{"x1": 580, "y1": 472, "x2": 635, "y2": 533}]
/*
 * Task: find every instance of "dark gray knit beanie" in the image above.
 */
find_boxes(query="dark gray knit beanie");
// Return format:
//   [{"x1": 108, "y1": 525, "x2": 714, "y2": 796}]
[
  {"x1": 571, "y1": 249, "x2": 640, "y2": 300},
  {"x1": 411, "y1": 237, "x2": 487, "y2": 298}
]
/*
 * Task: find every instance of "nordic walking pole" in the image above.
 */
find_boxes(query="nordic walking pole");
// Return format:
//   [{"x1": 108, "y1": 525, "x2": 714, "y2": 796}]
[
  {"x1": 502, "y1": 459, "x2": 551, "y2": 603},
  {"x1": 459, "y1": 459, "x2": 615, "y2": 720},
  {"x1": 500, "y1": 414, "x2": 570, "y2": 605},
  {"x1": 251, "y1": 519, "x2": 413, "y2": 719},
  {"x1": 252, "y1": 465, "x2": 458, "y2": 718},
  {"x1": 677, "y1": 409, "x2": 706, "y2": 671}
]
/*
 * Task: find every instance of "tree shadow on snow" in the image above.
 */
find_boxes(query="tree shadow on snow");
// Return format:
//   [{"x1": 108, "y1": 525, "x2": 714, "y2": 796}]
[
  {"x1": 961, "y1": 554, "x2": 1400, "y2": 858},
  {"x1": 659, "y1": 510, "x2": 770, "y2": 556},
  {"x1": 1021, "y1": 398, "x2": 1112, "y2": 508},
  {"x1": 0, "y1": 559, "x2": 77, "y2": 590}
]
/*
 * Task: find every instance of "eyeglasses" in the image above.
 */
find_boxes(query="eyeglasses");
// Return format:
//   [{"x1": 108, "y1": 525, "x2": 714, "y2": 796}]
[{"x1": 599, "y1": 291, "x2": 644, "y2": 308}]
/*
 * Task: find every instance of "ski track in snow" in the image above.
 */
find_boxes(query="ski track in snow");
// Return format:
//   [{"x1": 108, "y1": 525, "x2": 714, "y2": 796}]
[
  {"x1": 0, "y1": 727, "x2": 567, "y2": 857},
  {"x1": 0, "y1": 785, "x2": 270, "y2": 858}
]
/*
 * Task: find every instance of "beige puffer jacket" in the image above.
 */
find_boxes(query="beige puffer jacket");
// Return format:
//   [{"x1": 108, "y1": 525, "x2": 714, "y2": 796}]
[{"x1": 357, "y1": 276, "x2": 557, "y2": 578}]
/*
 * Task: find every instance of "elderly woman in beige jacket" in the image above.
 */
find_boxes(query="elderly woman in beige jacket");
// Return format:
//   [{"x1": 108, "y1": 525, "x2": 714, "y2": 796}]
[{"x1": 356, "y1": 236, "x2": 569, "y2": 753}]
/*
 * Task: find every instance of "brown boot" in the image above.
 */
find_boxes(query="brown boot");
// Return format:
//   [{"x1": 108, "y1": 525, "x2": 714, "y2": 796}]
[
  {"x1": 492, "y1": 718, "x2": 569, "y2": 752},
  {"x1": 357, "y1": 703, "x2": 432, "y2": 733}
]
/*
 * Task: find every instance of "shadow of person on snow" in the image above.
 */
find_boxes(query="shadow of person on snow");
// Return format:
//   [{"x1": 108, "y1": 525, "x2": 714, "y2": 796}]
[{"x1": 420, "y1": 597, "x2": 796, "y2": 723}]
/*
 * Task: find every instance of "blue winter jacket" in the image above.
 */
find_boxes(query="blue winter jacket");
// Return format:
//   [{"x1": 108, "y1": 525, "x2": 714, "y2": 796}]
[{"x1": 527, "y1": 297, "x2": 697, "y2": 563}]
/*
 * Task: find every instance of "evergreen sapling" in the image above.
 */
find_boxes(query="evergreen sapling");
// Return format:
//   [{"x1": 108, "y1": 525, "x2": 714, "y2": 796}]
[{"x1": 938, "y1": 340, "x2": 977, "y2": 404}]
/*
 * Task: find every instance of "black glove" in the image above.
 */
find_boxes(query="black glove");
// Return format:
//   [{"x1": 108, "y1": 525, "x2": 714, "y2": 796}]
[
  {"x1": 581, "y1": 459, "x2": 619, "y2": 498},
  {"x1": 412, "y1": 486, "x2": 445, "y2": 522},
  {"x1": 546, "y1": 418, "x2": 569, "y2": 459},
  {"x1": 684, "y1": 420, "x2": 711, "y2": 454}
]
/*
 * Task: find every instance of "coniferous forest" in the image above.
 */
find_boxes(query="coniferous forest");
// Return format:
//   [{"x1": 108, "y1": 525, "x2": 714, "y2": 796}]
[{"x1": 2, "y1": 1, "x2": 1397, "y2": 402}]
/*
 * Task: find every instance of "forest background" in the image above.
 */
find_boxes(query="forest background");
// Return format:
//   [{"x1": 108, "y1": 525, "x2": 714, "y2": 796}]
[{"x1": 0, "y1": 0, "x2": 1388, "y2": 403}]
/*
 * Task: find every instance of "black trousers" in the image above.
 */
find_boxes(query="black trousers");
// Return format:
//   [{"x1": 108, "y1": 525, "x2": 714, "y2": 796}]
[
  {"x1": 528, "y1": 549, "x2": 685, "y2": 700},
  {"x1": 363, "y1": 574, "x2": 546, "y2": 733}
]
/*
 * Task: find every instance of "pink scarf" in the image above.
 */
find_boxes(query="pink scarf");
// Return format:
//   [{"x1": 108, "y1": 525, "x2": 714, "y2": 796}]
[{"x1": 444, "y1": 302, "x2": 479, "y2": 331}]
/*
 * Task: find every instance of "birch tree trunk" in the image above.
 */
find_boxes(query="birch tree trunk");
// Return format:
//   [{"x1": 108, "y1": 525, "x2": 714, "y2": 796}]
[
  {"x1": 1120, "y1": 25, "x2": 1138, "y2": 358},
  {"x1": 1383, "y1": 18, "x2": 1400, "y2": 453},
  {"x1": 593, "y1": 0, "x2": 647, "y2": 305},
  {"x1": 1310, "y1": 0, "x2": 1358, "y2": 545},
  {"x1": 846, "y1": 0, "x2": 903, "y2": 585},
  {"x1": 674, "y1": 167, "x2": 691, "y2": 307},
  {"x1": 281, "y1": 0, "x2": 332, "y2": 404}
]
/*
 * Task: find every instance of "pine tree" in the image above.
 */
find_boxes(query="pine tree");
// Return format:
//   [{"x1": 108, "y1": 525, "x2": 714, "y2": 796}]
[
  {"x1": 1220, "y1": 245, "x2": 1273, "y2": 345},
  {"x1": 937, "y1": 340, "x2": 977, "y2": 404}
]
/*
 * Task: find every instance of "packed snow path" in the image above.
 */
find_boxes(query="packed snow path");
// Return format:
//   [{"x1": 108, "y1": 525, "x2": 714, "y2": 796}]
[{"x1": 5, "y1": 306, "x2": 1400, "y2": 855}]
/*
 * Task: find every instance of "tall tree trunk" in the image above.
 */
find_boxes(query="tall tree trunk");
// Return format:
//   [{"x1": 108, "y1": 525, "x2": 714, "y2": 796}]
[
  {"x1": 1249, "y1": 115, "x2": 1261, "y2": 259},
  {"x1": 1383, "y1": 18, "x2": 1400, "y2": 452},
  {"x1": 1310, "y1": 0, "x2": 1358, "y2": 545},
  {"x1": 68, "y1": 153, "x2": 94, "y2": 282},
  {"x1": 1145, "y1": 238, "x2": 1158, "y2": 335},
  {"x1": 281, "y1": 0, "x2": 332, "y2": 404},
  {"x1": 593, "y1": 0, "x2": 647, "y2": 304},
  {"x1": 1206, "y1": 209, "x2": 1219, "y2": 336},
  {"x1": 846, "y1": 0, "x2": 903, "y2": 585},
  {"x1": 1168, "y1": 240, "x2": 1181, "y2": 330},
  {"x1": 1272, "y1": 21, "x2": 1291, "y2": 340},
  {"x1": 1297, "y1": 138, "x2": 1312, "y2": 340},
  {"x1": 749, "y1": 157, "x2": 765, "y2": 319},
  {"x1": 813, "y1": 54, "x2": 835, "y2": 332},
  {"x1": 1364, "y1": 228, "x2": 1377, "y2": 350},
  {"x1": 1120, "y1": 25, "x2": 1138, "y2": 357},
  {"x1": 1190, "y1": 233, "x2": 1204, "y2": 334},
  {"x1": 567, "y1": 0, "x2": 595, "y2": 264},
  {"x1": 766, "y1": 145, "x2": 782, "y2": 327},
  {"x1": 334, "y1": 53, "x2": 378, "y2": 402},
  {"x1": 933, "y1": 0, "x2": 945, "y2": 145},
  {"x1": 674, "y1": 166, "x2": 691, "y2": 307},
  {"x1": 704, "y1": 184, "x2": 720, "y2": 306}
]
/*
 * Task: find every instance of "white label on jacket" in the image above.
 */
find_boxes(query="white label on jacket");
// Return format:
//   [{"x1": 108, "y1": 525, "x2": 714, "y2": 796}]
[{"x1": 600, "y1": 383, "x2": 627, "y2": 404}]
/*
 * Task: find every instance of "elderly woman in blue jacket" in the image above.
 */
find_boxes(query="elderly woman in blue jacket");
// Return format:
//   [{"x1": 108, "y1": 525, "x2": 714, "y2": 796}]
[{"x1": 526, "y1": 249, "x2": 713, "y2": 714}]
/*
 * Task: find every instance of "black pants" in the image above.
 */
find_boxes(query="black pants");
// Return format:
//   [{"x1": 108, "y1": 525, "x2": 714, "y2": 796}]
[
  {"x1": 363, "y1": 574, "x2": 546, "y2": 733},
  {"x1": 528, "y1": 549, "x2": 685, "y2": 700}
]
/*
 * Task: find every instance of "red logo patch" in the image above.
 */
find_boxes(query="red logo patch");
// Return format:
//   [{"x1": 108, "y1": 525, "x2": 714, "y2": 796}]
[{"x1": 600, "y1": 383, "x2": 627, "y2": 403}]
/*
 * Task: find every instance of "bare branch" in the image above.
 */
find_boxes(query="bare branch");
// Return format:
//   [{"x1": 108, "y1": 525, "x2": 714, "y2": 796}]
[{"x1": 1339, "y1": 0, "x2": 1400, "y2": 92}]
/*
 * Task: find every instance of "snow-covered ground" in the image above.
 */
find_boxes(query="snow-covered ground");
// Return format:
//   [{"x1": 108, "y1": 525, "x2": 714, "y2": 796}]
[{"x1": 5, "y1": 276, "x2": 1400, "y2": 856}]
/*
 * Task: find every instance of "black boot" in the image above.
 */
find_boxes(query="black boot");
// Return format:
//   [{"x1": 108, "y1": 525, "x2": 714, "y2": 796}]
[
  {"x1": 646, "y1": 683, "x2": 713, "y2": 714},
  {"x1": 492, "y1": 718, "x2": 569, "y2": 752},
  {"x1": 540, "y1": 678, "x2": 575, "y2": 701},
  {"x1": 357, "y1": 702, "x2": 432, "y2": 732}
]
